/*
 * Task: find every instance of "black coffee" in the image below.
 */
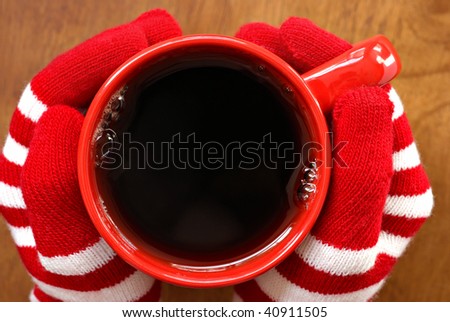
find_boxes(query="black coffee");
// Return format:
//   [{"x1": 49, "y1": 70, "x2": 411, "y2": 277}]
[{"x1": 98, "y1": 64, "x2": 306, "y2": 264}]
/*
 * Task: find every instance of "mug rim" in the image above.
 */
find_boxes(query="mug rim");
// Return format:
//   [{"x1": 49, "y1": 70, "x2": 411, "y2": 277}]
[{"x1": 77, "y1": 34, "x2": 331, "y2": 287}]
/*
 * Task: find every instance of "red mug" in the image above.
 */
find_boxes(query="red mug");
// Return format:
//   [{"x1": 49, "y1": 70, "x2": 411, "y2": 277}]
[{"x1": 78, "y1": 34, "x2": 400, "y2": 287}]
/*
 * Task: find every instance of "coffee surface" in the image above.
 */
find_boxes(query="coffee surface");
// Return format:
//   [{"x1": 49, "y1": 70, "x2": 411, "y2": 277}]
[{"x1": 104, "y1": 66, "x2": 303, "y2": 262}]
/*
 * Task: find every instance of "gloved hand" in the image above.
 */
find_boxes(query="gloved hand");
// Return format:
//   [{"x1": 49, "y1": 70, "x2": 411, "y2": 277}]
[
  {"x1": 233, "y1": 18, "x2": 434, "y2": 301},
  {"x1": 0, "y1": 9, "x2": 181, "y2": 301}
]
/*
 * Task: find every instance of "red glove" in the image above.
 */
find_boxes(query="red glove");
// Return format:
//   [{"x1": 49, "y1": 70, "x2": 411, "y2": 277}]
[
  {"x1": 232, "y1": 18, "x2": 434, "y2": 301},
  {"x1": 0, "y1": 9, "x2": 181, "y2": 301}
]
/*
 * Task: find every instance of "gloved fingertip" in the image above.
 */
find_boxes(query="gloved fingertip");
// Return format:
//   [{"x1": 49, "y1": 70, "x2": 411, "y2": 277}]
[
  {"x1": 332, "y1": 86, "x2": 394, "y2": 126},
  {"x1": 131, "y1": 9, "x2": 182, "y2": 45},
  {"x1": 22, "y1": 105, "x2": 101, "y2": 257},
  {"x1": 330, "y1": 86, "x2": 395, "y2": 196},
  {"x1": 311, "y1": 86, "x2": 394, "y2": 248},
  {"x1": 235, "y1": 22, "x2": 292, "y2": 63},
  {"x1": 23, "y1": 105, "x2": 84, "y2": 200},
  {"x1": 235, "y1": 22, "x2": 272, "y2": 40},
  {"x1": 36, "y1": 105, "x2": 84, "y2": 145},
  {"x1": 280, "y1": 17, "x2": 352, "y2": 72}
]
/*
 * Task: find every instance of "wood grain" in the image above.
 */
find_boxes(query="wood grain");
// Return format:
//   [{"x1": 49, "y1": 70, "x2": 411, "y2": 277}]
[{"x1": 0, "y1": 0, "x2": 449, "y2": 302}]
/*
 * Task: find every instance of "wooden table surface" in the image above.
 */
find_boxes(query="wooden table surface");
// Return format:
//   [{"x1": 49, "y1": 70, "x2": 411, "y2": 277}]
[{"x1": 1, "y1": 0, "x2": 449, "y2": 302}]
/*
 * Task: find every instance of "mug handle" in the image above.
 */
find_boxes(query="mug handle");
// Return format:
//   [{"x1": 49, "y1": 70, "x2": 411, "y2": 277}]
[{"x1": 302, "y1": 35, "x2": 401, "y2": 115}]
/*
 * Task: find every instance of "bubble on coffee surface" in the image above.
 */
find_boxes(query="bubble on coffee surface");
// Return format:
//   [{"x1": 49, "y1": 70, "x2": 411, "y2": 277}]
[
  {"x1": 257, "y1": 64, "x2": 266, "y2": 73},
  {"x1": 94, "y1": 86, "x2": 127, "y2": 167},
  {"x1": 297, "y1": 160, "x2": 318, "y2": 208}
]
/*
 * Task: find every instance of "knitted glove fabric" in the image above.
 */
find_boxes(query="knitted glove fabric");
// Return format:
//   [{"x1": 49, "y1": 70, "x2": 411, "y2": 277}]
[
  {"x1": 0, "y1": 9, "x2": 181, "y2": 302},
  {"x1": 233, "y1": 18, "x2": 434, "y2": 301}
]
